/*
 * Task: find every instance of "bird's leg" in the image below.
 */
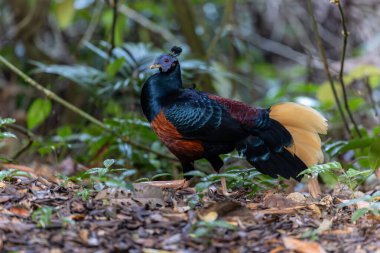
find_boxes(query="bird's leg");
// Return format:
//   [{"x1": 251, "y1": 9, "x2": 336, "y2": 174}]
[
  {"x1": 181, "y1": 161, "x2": 198, "y2": 187},
  {"x1": 308, "y1": 176, "x2": 321, "y2": 198},
  {"x1": 206, "y1": 156, "x2": 236, "y2": 196}
]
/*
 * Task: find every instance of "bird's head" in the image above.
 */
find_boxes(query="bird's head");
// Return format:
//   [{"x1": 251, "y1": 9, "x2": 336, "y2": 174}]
[{"x1": 150, "y1": 46, "x2": 182, "y2": 73}]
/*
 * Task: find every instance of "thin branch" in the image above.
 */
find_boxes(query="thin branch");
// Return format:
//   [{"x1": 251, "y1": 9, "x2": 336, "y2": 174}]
[
  {"x1": 364, "y1": 77, "x2": 378, "y2": 117},
  {"x1": 6, "y1": 124, "x2": 34, "y2": 160},
  {"x1": 118, "y1": 4, "x2": 181, "y2": 45},
  {"x1": 108, "y1": 0, "x2": 119, "y2": 58},
  {"x1": 205, "y1": 0, "x2": 234, "y2": 60},
  {"x1": 0, "y1": 55, "x2": 177, "y2": 162},
  {"x1": 306, "y1": 0, "x2": 350, "y2": 136},
  {"x1": 79, "y1": 0, "x2": 105, "y2": 47},
  {"x1": 336, "y1": 2, "x2": 362, "y2": 138}
]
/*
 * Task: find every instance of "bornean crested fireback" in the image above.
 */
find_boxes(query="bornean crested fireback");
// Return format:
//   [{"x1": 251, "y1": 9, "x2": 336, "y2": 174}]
[{"x1": 140, "y1": 46, "x2": 328, "y2": 191}]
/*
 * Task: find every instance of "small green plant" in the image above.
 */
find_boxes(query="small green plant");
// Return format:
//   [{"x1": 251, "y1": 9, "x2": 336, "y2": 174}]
[
  {"x1": 298, "y1": 161, "x2": 342, "y2": 178},
  {"x1": 0, "y1": 117, "x2": 16, "y2": 139},
  {"x1": 0, "y1": 169, "x2": 33, "y2": 181},
  {"x1": 60, "y1": 216, "x2": 76, "y2": 227},
  {"x1": 134, "y1": 172, "x2": 172, "y2": 182},
  {"x1": 189, "y1": 166, "x2": 277, "y2": 194},
  {"x1": 32, "y1": 206, "x2": 54, "y2": 228},
  {"x1": 75, "y1": 188, "x2": 93, "y2": 201},
  {"x1": 190, "y1": 219, "x2": 236, "y2": 239},
  {"x1": 67, "y1": 159, "x2": 135, "y2": 192},
  {"x1": 339, "y1": 191, "x2": 380, "y2": 222}
]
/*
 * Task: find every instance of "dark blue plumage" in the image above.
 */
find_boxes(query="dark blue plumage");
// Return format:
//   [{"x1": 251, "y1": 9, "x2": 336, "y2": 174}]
[{"x1": 141, "y1": 48, "x2": 311, "y2": 181}]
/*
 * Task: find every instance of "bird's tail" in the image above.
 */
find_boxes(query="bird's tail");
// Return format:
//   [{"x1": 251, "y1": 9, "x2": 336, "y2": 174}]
[
  {"x1": 237, "y1": 102, "x2": 327, "y2": 180},
  {"x1": 270, "y1": 102, "x2": 328, "y2": 167}
]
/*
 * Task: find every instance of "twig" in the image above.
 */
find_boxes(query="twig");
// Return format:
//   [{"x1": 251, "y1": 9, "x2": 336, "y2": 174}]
[
  {"x1": 0, "y1": 55, "x2": 177, "y2": 162},
  {"x1": 205, "y1": 0, "x2": 234, "y2": 60},
  {"x1": 79, "y1": 0, "x2": 104, "y2": 47},
  {"x1": 336, "y1": 2, "x2": 362, "y2": 138},
  {"x1": 6, "y1": 124, "x2": 34, "y2": 160},
  {"x1": 306, "y1": 0, "x2": 351, "y2": 136},
  {"x1": 108, "y1": 0, "x2": 119, "y2": 58},
  {"x1": 117, "y1": 5, "x2": 181, "y2": 45},
  {"x1": 364, "y1": 77, "x2": 378, "y2": 116}
]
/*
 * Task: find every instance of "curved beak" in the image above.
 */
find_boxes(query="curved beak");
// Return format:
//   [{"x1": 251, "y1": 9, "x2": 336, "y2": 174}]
[{"x1": 149, "y1": 64, "x2": 162, "y2": 69}]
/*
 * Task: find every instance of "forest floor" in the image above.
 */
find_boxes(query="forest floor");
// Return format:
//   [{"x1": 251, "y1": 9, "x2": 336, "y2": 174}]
[{"x1": 0, "y1": 164, "x2": 379, "y2": 253}]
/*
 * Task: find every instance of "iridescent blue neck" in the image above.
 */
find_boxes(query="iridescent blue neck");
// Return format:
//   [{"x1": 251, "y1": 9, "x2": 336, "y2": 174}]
[{"x1": 141, "y1": 64, "x2": 182, "y2": 121}]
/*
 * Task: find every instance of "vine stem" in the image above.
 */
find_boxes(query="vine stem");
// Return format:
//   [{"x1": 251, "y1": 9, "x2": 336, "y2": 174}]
[
  {"x1": 306, "y1": 0, "x2": 351, "y2": 136},
  {"x1": 0, "y1": 55, "x2": 177, "y2": 162},
  {"x1": 336, "y1": 2, "x2": 362, "y2": 138}
]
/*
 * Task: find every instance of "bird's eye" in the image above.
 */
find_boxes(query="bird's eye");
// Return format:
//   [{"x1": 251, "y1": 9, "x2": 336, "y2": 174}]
[{"x1": 164, "y1": 58, "x2": 170, "y2": 63}]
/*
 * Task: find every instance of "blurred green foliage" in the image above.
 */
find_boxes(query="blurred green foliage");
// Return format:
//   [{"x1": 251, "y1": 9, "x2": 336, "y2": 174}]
[{"x1": 0, "y1": 0, "x2": 380, "y2": 194}]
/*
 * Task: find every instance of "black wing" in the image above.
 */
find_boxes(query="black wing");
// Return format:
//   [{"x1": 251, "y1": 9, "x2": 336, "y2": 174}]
[{"x1": 163, "y1": 89, "x2": 247, "y2": 142}]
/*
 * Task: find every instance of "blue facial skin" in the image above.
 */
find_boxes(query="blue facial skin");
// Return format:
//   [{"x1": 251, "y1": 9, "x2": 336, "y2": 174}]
[{"x1": 150, "y1": 54, "x2": 178, "y2": 73}]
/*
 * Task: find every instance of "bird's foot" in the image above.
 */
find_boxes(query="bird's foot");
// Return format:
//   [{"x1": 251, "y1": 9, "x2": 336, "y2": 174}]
[{"x1": 220, "y1": 177, "x2": 238, "y2": 197}]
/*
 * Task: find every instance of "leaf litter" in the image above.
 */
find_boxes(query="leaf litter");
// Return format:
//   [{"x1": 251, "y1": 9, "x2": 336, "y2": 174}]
[{"x1": 0, "y1": 167, "x2": 379, "y2": 252}]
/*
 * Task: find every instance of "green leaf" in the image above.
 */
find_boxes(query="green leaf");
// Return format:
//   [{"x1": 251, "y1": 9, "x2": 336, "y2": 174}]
[
  {"x1": 106, "y1": 58, "x2": 125, "y2": 77},
  {"x1": 208, "y1": 220, "x2": 236, "y2": 230},
  {"x1": 0, "y1": 118, "x2": 16, "y2": 126},
  {"x1": 32, "y1": 62, "x2": 107, "y2": 87},
  {"x1": 27, "y1": 98, "x2": 52, "y2": 129},
  {"x1": 192, "y1": 227, "x2": 209, "y2": 238},
  {"x1": 184, "y1": 170, "x2": 207, "y2": 178},
  {"x1": 55, "y1": 0, "x2": 75, "y2": 29},
  {"x1": 369, "y1": 138, "x2": 380, "y2": 170},
  {"x1": 298, "y1": 162, "x2": 342, "y2": 177},
  {"x1": 103, "y1": 159, "x2": 115, "y2": 168},
  {"x1": 151, "y1": 173, "x2": 172, "y2": 180},
  {"x1": 195, "y1": 181, "x2": 214, "y2": 192},
  {"x1": 351, "y1": 208, "x2": 369, "y2": 222},
  {"x1": 0, "y1": 132, "x2": 17, "y2": 139}
]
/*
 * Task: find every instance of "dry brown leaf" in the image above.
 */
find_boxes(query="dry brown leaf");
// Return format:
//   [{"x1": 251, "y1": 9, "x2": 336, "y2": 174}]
[
  {"x1": 246, "y1": 203, "x2": 260, "y2": 210},
  {"x1": 258, "y1": 206, "x2": 306, "y2": 215},
  {"x1": 0, "y1": 196, "x2": 10, "y2": 203},
  {"x1": 8, "y1": 206, "x2": 30, "y2": 218},
  {"x1": 286, "y1": 192, "x2": 306, "y2": 203},
  {"x1": 199, "y1": 211, "x2": 218, "y2": 222},
  {"x1": 79, "y1": 229, "x2": 89, "y2": 243},
  {"x1": 142, "y1": 180, "x2": 186, "y2": 189},
  {"x1": 263, "y1": 193, "x2": 296, "y2": 208},
  {"x1": 269, "y1": 246, "x2": 286, "y2": 253},
  {"x1": 95, "y1": 183, "x2": 165, "y2": 209},
  {"x1": 283, "y1": 237, "x2": 326, "y2": 253},
  {"x1": 321, "y1": 227, "x2": 353, "y2": 235},
  {"x1": 319, "y1": 195, "x2": 333, "y2": 207},
  {"x1": 308, "y1": 204, "x2": 321, "y2": 216},
  {"x1": 142, "y1": 249, "x2": 172, "y2": 253}
]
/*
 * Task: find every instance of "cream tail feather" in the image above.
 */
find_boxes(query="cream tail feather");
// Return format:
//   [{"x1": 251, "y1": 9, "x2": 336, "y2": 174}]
[{"x1": 269, "y1": 102, "x2": 328, "y2": 167}]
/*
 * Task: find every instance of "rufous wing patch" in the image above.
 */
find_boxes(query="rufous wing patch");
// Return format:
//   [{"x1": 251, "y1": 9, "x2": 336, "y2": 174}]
[{"x1": 151, "y1": 111, "x2": 204, "y2": 161}]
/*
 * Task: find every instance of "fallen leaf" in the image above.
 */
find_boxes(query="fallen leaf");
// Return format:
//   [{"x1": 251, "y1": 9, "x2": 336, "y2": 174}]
[
  {"x1": 286, "y1": 192, "x2": 306, "y2": 203},
  {"x1": 0, "y1": 196, "x2": 10, "y2": 203},
  {"x1": 9, "y1": 206, "x2": 30, "y2": 218},
  {"x1": 308, "y1": 204, "x2": 321, "y2": 216},
  {"x1": 269, "y1": 246, "x2": 286, "y2": 253},
  {"x1": 142, "y1": 180, "x2": 186, "y2": 189},
  {"x1": 79, "y1": 229, "x2": 89, "y2": 243},
  {"x1": 258, "y1": 206, "x2": 306, "y2": 215},
  {"x1": 321, "y1": 227, "x2": 353, "y2": 235},
  {"x1": 95, "y1": 183, "x2": 165, "y2": 209},
  {"x1": 319, "y1": 195, "x2": 333, "y2": 207},
  {"x1": 142, "y1": 249, "x2": 172, "y2": 253},
  {"x1": 283, "y1": 237, "x2": 327, "y2": 253},
  {"x1": 199, "y1": 211, "x2": 218, "y2": 222},
  {"x1": 263, "y1": 193, "x2": 296, "y2": 208}
]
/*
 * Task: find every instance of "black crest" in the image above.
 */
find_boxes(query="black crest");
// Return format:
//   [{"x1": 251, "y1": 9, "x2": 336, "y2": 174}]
[{"x1": 170, "y1": 46, "x2": 182, "y2": 57}]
